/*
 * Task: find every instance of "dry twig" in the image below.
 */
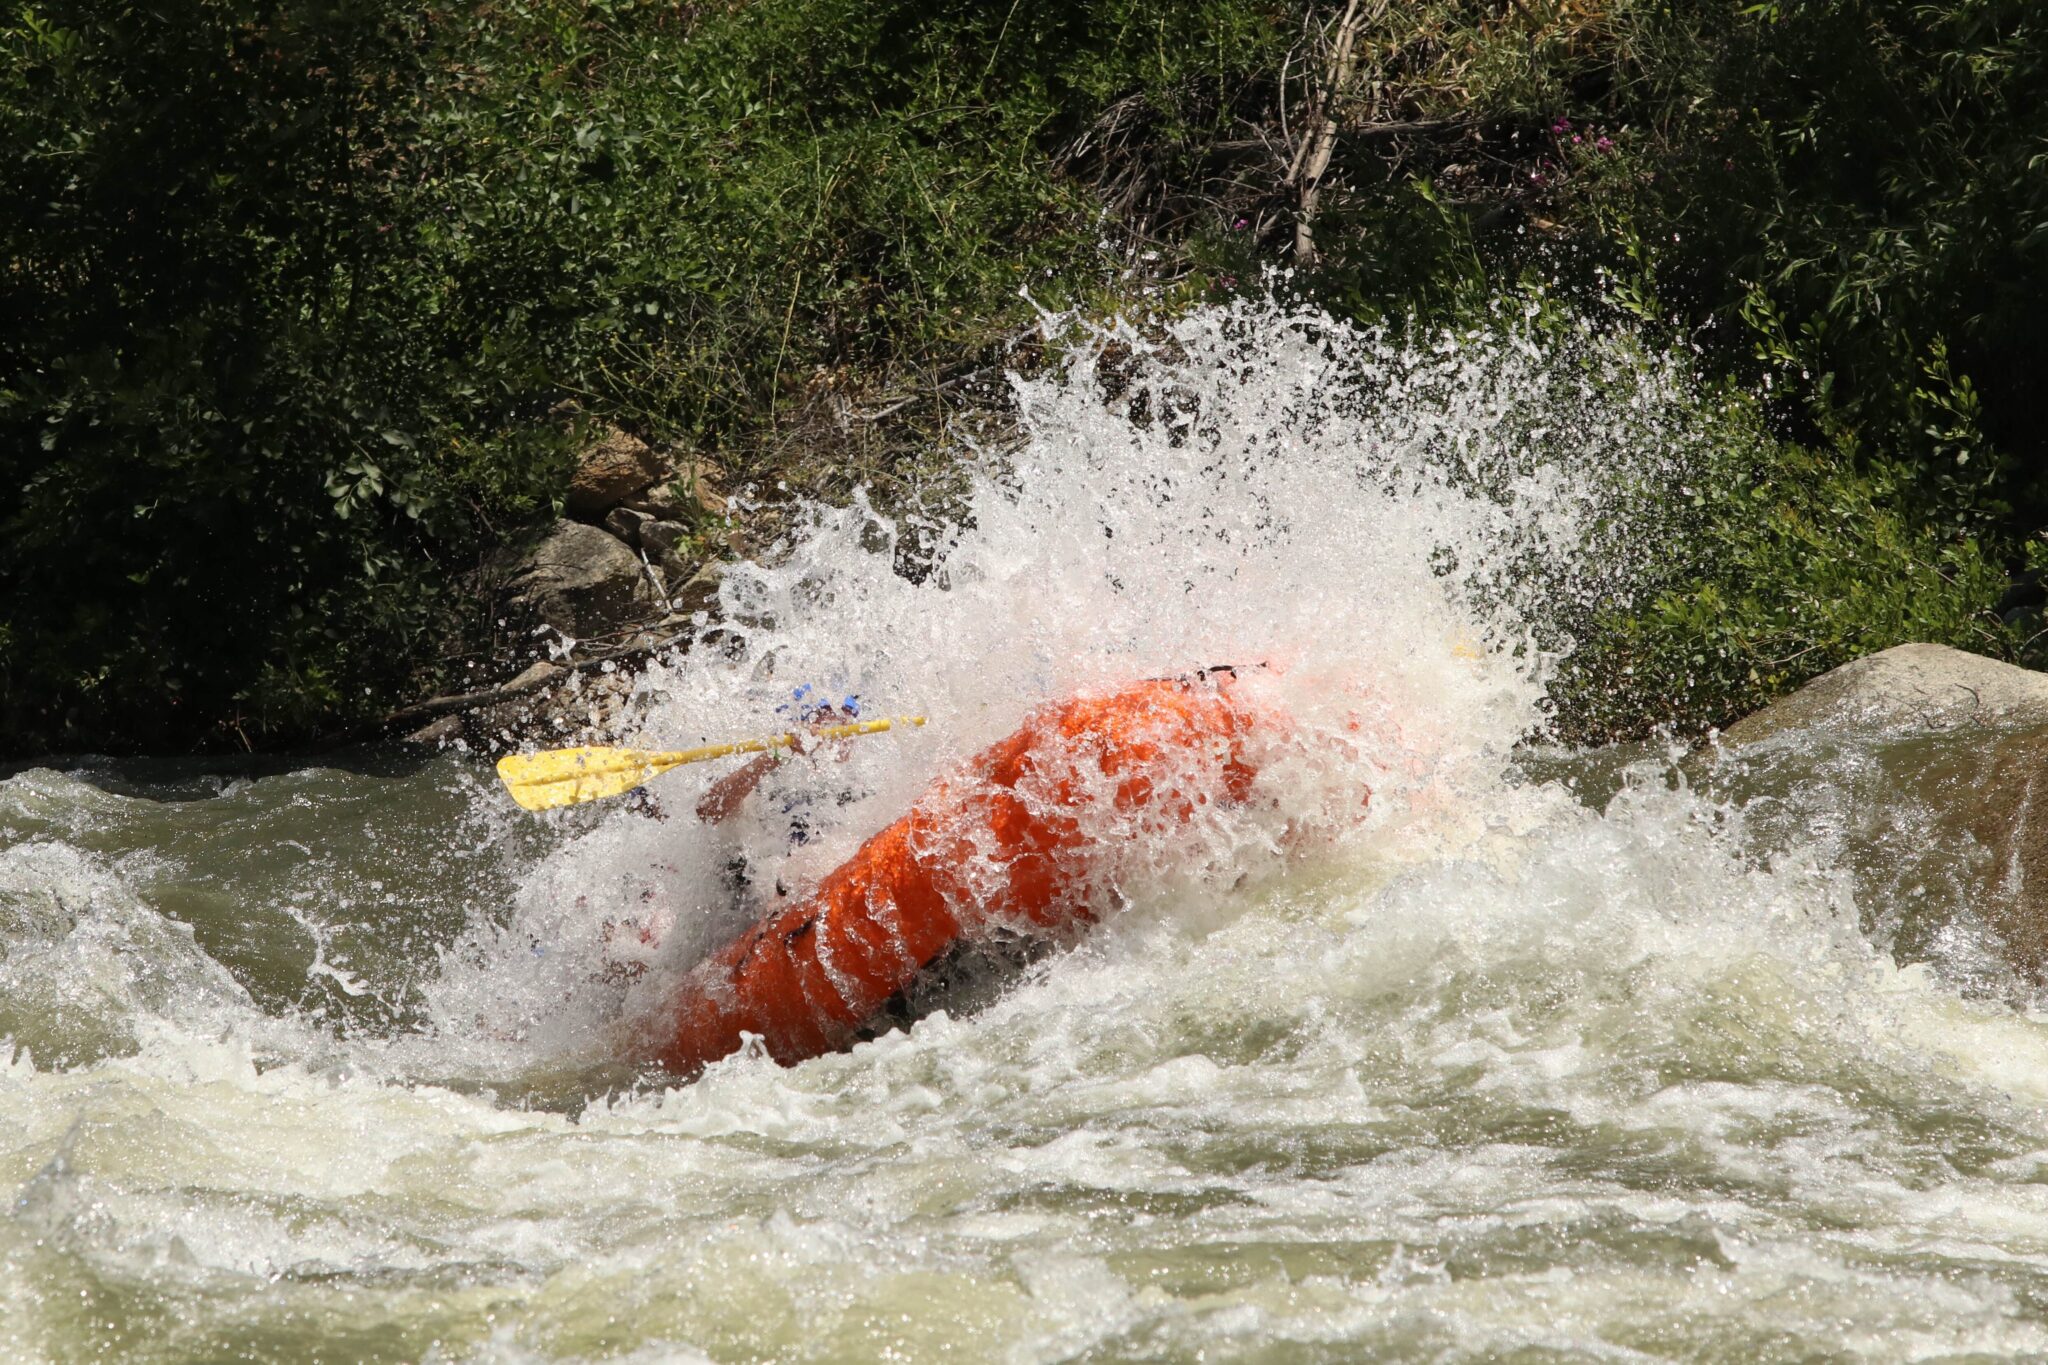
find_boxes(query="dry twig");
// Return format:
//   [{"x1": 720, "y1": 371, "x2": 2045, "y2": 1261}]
[{"x1": 1286, "y1": 0, "x2": 1390, "y2": 266}]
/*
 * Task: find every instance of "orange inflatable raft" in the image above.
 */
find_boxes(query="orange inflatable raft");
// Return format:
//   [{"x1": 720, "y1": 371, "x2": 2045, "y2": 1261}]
[{"x1": 643, "y1": 671, "x2": 1294, "y2": 1077}]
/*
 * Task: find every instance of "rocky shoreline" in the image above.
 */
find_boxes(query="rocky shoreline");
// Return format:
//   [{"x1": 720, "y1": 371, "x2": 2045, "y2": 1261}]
[{"x1": 389, "y1": 424, "x2": 747, "y2": 752}]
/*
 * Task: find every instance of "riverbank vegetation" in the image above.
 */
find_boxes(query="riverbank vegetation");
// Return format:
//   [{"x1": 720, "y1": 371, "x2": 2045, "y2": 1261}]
[{"x1": 4, "y1": 0, "x2": 2041, "y2": 754}]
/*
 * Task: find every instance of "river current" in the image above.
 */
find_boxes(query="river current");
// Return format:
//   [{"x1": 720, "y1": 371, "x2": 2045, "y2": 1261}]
[{"x1": 7, "y1": 303, "x2": 2048, "y2": 1361}]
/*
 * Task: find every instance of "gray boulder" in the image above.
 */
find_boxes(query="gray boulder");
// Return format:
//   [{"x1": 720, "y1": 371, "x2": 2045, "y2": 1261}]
[
  {"x1": 499, "y1": 520, "x2": 657, "y2": 638},
  {"x1": 1721, "y1": 643, "x2": 2048, "y2": 746},
  {"x1": 637, "y1": 519, "x2": 690, "y2": 559},
  {"x1": 1719, "y1": 643, "x2": 2048, "y2": 984},
  {"x1": 637, "y1": 518, "x2": 698, "y2": 585},
  {"x1": 604, "y1": 505, "x2": 653, "y2": 547}
]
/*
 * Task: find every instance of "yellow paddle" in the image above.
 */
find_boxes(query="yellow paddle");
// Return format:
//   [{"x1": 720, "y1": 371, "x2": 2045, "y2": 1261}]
[{"x1": 496, "y1": 716, "x2": 926, "y2": 812}]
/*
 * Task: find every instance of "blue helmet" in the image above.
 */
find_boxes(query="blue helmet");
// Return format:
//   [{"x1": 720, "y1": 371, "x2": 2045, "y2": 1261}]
[{"x1": 783, "y1": 683, "x2": 860, "y2": 724}]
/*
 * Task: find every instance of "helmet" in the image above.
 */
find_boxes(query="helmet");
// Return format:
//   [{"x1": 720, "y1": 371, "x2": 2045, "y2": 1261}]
[{"x1": 783, "y1": 684, "x2": 860, "y2": 724}]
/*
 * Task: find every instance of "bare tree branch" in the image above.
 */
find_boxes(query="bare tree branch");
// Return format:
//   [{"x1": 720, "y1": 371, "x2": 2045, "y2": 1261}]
[{"x1": 1285, "y1": 0, "x2": 1389, "y2": 267}]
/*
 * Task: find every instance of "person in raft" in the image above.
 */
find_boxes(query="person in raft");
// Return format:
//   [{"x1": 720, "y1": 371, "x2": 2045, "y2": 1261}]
[
  {"x1": 606, "y1": 682, "x2": 1036, "y2": 1032},
  {"x1": 710, "y1": 679, "x2": 1071, "y2": 1035},
  {"x1": 596, "y1": 685, "x2": 866, "y2": 985},
  {"x1": 696, "y1": 684, "x2": 867, "y2": 895}
]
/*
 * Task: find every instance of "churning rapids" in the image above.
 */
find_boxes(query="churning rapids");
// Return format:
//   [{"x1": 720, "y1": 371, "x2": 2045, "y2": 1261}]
[{"x1": 8, "y1": 301, "x2": 2048, "y2": 1362}]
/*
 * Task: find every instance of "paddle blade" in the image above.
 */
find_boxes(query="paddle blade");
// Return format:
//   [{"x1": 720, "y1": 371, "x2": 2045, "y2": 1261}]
[{"x1": 496, "y1": 746, "x2": 676, "y2": 812}]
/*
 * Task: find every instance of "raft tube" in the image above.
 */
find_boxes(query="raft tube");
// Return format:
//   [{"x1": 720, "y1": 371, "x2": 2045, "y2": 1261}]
[{"x1": 643, "y1": 672, "x2": 1288, "y2": 1077}]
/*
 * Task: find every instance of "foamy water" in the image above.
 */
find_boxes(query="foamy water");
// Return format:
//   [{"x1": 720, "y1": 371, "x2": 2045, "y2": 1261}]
[{"x1": 6, "y1": 302, "x2": 2047, "y2": 1361}]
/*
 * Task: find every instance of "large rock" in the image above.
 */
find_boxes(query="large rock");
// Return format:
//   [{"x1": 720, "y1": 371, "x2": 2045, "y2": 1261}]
[
  {"x1": 623, "y1": 459, "x2": 726, "y2": 522},
  {"x1": 566, "y1": 425, "x2": 666, "y2": 518},
  {"x1": 637, "y1": 519, "x2": 691, "y2": 559},
  {"x1": 499, "y1": 520, "x2": 657, "y2": 638},
  {"x1": 1719, "y1": 644, "x2": 2048, "y2": 984},
  {"x1": 1720, "y1": 643, "x2": 2048, "y2": 746},
  {"x1": 603, "y1": 505, "x2": 653, "y2": 546},
  {"x1": 636, "y1": 518, "x2": 698, "y2": 585},
  {"x1": 1887, "y1": 727, "x2": 2048, "y2": 981}
]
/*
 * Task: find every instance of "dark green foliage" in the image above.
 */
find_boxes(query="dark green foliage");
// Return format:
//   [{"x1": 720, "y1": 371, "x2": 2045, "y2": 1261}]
[
  {"x1": 1212, "y1": 2, "x2": 2046, "y2": 532},
  {"x1": 2, "y1": 0, "x2": 2040, "y2": 752},
  {"x1": 406, "y1": 0, "x2": 1288, "y2": 450},
  {"x1": 1549, "y1": 435, "x2": 2011, "y2": 743},
  {"x1": 1546, "y1": 0, "x2": 2045, "y2": 723},
  {"x1": 1, "y1": 2, "x2": 573, "y2": 750},
  {"x1": 0, "y1": 0, "x2": 1288, "y2": 753},
  {"x1": 1584, "y1": 0, "x2": 2047, "y2": 524}
]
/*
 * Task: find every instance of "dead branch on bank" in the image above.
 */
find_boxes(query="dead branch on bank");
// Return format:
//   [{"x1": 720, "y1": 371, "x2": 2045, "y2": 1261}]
[{"x1": 1286, "y1": 0, "x2": 1388, "y2": 266}]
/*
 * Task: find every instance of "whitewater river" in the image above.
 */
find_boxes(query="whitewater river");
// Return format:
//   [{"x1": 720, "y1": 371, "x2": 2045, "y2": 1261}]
[{"x1": 8, "y1": 303, "x2": 2048, "y2": 1361}]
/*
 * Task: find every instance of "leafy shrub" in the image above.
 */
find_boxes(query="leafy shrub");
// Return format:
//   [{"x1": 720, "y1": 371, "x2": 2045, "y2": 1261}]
[
  {"x1": 1548, "y1": 408, "x2": 2012, "y2": 741},
  {"x1": 1281, "y1": 0, "x2": 2047, "y2": 520},
  {"x1": 0, "y1": 0, "x2": 1290, "y2": 753},
  {"x1": 1576, "y1": 0, "x2": 2046, "y2": 524},
  {"x1": 0, "y1": 2, "x2": 571, "y2": 750},
  {"x1": 405, "y1": 0, "x2": 1292, "y2": 453}
]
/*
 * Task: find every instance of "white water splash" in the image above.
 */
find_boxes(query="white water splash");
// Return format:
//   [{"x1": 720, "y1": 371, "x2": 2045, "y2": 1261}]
[
  {"x1": 12, "y1": 300, "x2": 2048, "y2": 1361},
  {"x1": 426, "y1": 297, "x2": 1712, "y2": 1054}
]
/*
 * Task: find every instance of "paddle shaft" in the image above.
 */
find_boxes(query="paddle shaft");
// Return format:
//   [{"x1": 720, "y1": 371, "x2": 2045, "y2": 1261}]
[
  {"x1": 496, "y1": 716, "x2": 925, "y2": 811},
  {"x1": 663, "y1": 716, "x2": 913, "y2": 768}
]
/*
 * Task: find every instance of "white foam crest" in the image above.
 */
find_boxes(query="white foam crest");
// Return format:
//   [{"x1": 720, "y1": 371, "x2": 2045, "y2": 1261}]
[
  {"x1": 16, "y1": 752, "x2": 2048, "y2": 1355},
  {"x1": 0, "y1": 842, "x2": 259, "y2": 1067}
]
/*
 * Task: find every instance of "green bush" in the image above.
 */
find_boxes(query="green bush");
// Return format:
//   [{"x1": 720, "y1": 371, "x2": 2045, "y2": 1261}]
[
  {"x1": 0, "y1": 2, "x2": 583, "y2": 751},
  {"x1": 2, "y1": 0, "x2": 2036, "y2": 752},
  {"x1": 0, "y1": 0, "x2": 1290, "y2": 754},
  {"x1": 1284, "y1": 0, "x2": 2047, "y2": 522},
  {"x1": 1519, "y1": 0, "x2": 2043, "y2": 732},
  {"x1": 1548, "y1": 411, "x2": 2012, "y2": 742},
  {"x1": 404, "y1": 0, "x2": 1291, "y2": 451},
  {"x1": 1580, "y1": 0, "x2": 2046, "y2": 525}
]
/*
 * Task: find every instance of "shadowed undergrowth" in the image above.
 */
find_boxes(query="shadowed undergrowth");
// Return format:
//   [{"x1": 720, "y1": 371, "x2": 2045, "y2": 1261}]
[{"x1": 2, "y1": 0, "x2": 2038, "y2": 753}]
